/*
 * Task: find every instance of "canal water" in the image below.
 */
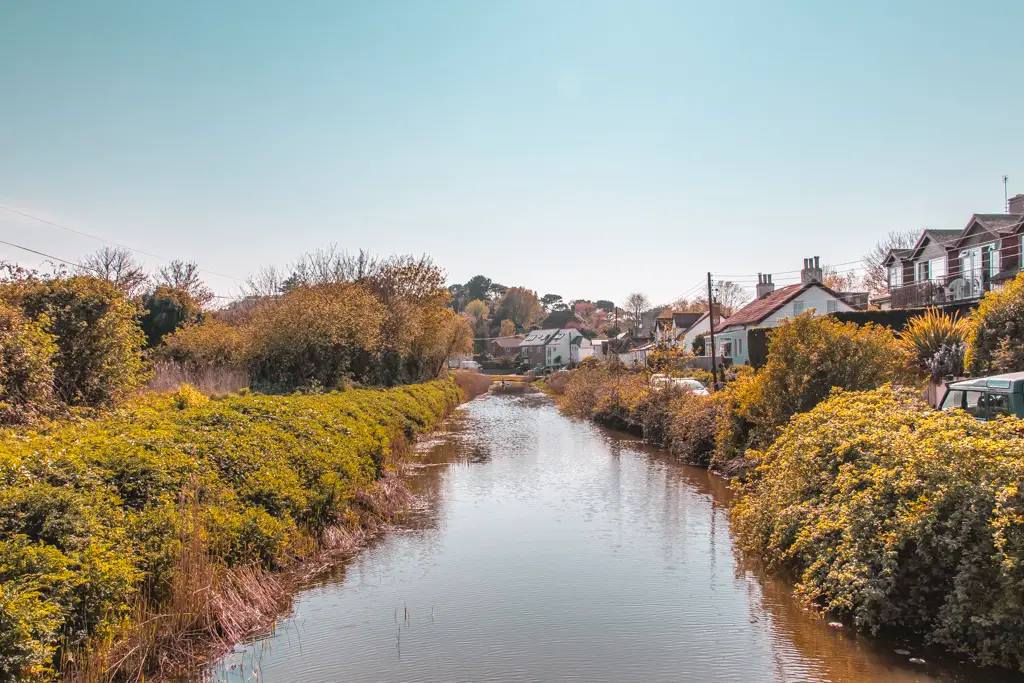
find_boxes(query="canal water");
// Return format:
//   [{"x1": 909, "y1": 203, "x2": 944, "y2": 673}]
[{"x1": 210, "y1": 392, "x2": 1021, "y2": 682}]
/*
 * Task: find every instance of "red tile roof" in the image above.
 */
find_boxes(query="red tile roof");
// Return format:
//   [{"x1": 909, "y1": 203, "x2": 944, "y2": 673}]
[{"x1": 718, "y1": 284, "x2": 805, "y2": 329}]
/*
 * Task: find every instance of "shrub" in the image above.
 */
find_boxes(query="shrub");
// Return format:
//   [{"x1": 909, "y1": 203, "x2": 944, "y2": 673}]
[
  {"x1": 140, "y1": 286, "x2": 203, "y2": 348},
  {"x1": 559, "y1": 363, "x2": 649, "y2": 429},
  {"x1": 0, "y1": 302, "x2": 57, "y2": 425},
  {"x1": 733, "y1": 385, "x2": 1024, "y2": 669},
  {"x1": 898, "y1": 307, "x2": 970, "y2": 379},
  {"x1": 667, "y1": 392, "x2": 724, "y2": 466},
  {"x1": 0, "y1": 378, "x2": 464, "y2": 679},
  {"x1": 733, "y1": 313, "x2": 913, "y2": 450},
  {"x1": 966, "y1": 272, "x2": 1024, "y2": 374},
  {"x1": 3, "y1": 275, "x2": 149, "y2": 407},
  {"x1": 159, "y1": 318, "x2": 245, "y2": 371}
]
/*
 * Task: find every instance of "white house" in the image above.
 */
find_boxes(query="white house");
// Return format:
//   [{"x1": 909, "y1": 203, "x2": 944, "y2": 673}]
[
  {"x1": 518, "y1": 328, "x2": 592, "y2": 368},
  {"x1": 710, "y1": 258, "x2": 855, "y2": 366}
]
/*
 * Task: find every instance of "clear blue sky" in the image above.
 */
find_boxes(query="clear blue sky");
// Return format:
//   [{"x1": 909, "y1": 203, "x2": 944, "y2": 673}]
[{"x1": 2, "y1": 1, "x2": 1022, "y2": 305}]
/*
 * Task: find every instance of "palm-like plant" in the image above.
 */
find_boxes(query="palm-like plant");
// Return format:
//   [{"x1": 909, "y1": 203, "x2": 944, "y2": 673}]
[{"x1": 898, "y1": 307, "x2": 972, "y2": 378}]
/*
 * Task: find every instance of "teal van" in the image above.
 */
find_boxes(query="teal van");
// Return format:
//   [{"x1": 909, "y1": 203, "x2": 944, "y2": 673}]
[{"x1": 939, "y1": 372, "x2": 1024, "y2": 420}]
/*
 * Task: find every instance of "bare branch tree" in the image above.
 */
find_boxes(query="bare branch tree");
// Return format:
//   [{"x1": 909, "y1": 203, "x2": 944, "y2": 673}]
[
  {"x1": 155, "y1": 259, "x2": 214, "y2": 306},
  {"x1": 78, "y1": 246, "x2": 150, "y2": 297},
  {"x1": 623, "y1": 292, "x2": 650, "y2": 335},
  {"x1": 862, "y1": 229, "x2": 919, "y2": 296}
]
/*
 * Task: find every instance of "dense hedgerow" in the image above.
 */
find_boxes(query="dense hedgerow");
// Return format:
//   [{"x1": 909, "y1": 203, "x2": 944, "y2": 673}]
[
  {"x1": 733, "y1": 386, "x2": 1024, "y2": 670},
  {"x1": 0, "y1": 379, "x2": 463, "y2": 681}
]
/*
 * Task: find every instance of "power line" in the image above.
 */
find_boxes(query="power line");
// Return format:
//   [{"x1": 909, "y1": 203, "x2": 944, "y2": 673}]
[
  {"x1": 0, "y1": 237, "x2": 241, "y2": 300},
  {"x1": 0, "y1": 205, "x2": 245, "y2": 283}
]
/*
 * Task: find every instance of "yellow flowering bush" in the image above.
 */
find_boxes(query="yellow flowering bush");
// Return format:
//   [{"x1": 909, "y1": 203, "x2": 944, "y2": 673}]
[
  {"x1": 0, "y1": 379, "x2": 463, "y2": 680},
  {"x1": 966, "y1": 271, "x2": 1024, "y2": 374},
  {"x1": 733, "y1": 385, "x2": 1024, "y2": 669}
]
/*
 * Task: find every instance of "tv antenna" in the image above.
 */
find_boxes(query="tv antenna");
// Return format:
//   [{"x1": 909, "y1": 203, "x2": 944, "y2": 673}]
[{"x1": 1004, "y1": 175, "x2": 1010, "y2": 212}]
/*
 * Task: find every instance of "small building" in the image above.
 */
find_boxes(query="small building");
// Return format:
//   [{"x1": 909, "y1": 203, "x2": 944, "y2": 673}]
[
  {"x1": 654, "y1": 309, "x2": 704, "y2": 345},
  {"x1": 487, "y1": 335, "x2": 525, "y2": 358},
  {"x1": 710, "y1": 257, "x2": 856, "y2": 366},
  {"x1": 518, "y1": 328, "x2": 592, "y2": 368}
]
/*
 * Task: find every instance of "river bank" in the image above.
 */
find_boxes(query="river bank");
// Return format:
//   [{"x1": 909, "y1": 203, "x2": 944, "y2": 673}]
[
  {"x1": 0, "y1": 374, "x2": 489, "y2": 683},
  {"x1": 209, "y1": 391, "x2": 1018, "y2": 683}
]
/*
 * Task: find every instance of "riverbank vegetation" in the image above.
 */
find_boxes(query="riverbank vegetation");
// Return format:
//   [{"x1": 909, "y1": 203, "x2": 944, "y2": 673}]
[
  {"x1": 0, "y1": 379, "x2": 469, "y2": 681},
  {"x1": 0, "y1": 249, "x2": 485, "y2": 681},
  {"x1": 549, "y1": 285, "x2": 1024, "y2": 669}
]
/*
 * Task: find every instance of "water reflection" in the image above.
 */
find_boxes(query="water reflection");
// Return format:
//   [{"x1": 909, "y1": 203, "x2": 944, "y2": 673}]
[{"x1": 209, "y1": 393, "x2": 1021, "y2": 683}]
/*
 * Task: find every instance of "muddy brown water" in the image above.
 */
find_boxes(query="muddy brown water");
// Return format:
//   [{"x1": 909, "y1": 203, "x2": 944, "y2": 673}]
[{"x1": 209, "y1": 392, "x2": 1022, "y2": 682}]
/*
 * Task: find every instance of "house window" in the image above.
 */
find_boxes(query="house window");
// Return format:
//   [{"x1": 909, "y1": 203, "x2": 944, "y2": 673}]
[
  {"x1": 918, "y1": 261, "x2": 930, "y2": 282},
  {"x1": 986, "y1": 243, "x2": 1000, "y2": 278},
  {"x1": 929, "y1": 257, "x2": 946, "y2": 281},
  {"x1": 720, "y1": 340, "x2": 733, "y2": 358},
  {"x1": 826, "y1": 300, "x2": 838, "y2": 314},
  {"x1": 793, "y1": 302, "x2": 805, "y2": 315},
  {"x1": 735, "y1": 337, "x2": 743, "y2": 356},
  {"x1": 888, "y1": 265, "x2": 902, "y2": 289}
]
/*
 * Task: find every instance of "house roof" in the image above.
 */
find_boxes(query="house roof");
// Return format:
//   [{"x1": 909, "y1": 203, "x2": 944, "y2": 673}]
[
  {"x1": 519, "y1": 329, "x2": 571, "y2": 347},
  {"x1": 953, "y1": 213, "x2": 1024, "y2": 247},
  {"x1": 882, "y1": 247, "x2": 914, "y2": 266},
  {"x1": 492, "y1": 336, "x2": 524, "y2": 349},
  {"x1": 718, "y1": 282, "x2": 845, "y2": 330},
  {"x1": 656, "y1": 307, "x2": 675, "y2": 321}
]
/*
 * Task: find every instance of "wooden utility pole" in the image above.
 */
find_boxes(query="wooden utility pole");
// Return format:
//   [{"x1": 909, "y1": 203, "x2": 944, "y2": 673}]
[{"x1": 707, "y1": 272, "x2": 719, "y2": 389}]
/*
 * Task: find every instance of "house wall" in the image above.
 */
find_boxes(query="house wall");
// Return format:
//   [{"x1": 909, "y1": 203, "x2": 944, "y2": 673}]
[
  {"x1": 717, "y1": 286, "x2": 854, "y2": 365},
  {"x1": 681, "y1": 317, "x2": 712, "y2": 352},
  {"x1": 1000, "y1": 234, "x2": 1021, "y2": 272},
  {"x1": 914, "y1": 239, "x2": 951, "y2": 278}
]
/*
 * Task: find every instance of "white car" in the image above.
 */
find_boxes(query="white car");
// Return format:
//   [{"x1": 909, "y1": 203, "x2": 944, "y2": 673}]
[
  {"x1": 458, "y1": 360, "x2": 482, "y2": 370},
  {"x1": 649, "y1": 374, "x2": 709, "y2": 395}
]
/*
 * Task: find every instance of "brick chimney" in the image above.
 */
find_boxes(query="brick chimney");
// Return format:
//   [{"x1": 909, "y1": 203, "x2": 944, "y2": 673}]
[
  {"x1": 1010, "y1": 193, "x2": 1024, "y2": 214},
  {"x1": 756, "y1": 273, "x2": 775, "y2": 298},
  {"x1": 801, "y1": 256, "x2": 823, "y2": 285}
]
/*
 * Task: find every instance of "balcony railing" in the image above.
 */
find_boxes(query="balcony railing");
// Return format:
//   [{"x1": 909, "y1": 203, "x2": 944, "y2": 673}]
[{"x1": 890, "y1": 268, "x2": 988, "y2": 309}]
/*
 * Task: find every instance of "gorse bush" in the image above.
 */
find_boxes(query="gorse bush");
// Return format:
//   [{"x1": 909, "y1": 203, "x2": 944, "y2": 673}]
[
  {"x1": 0, "y1": 379, "x2": 464, "y2": 681},
  {"x1": 733, "y1": 385, "x2": 1024, "y2": 669},
  {"x1": 733, "y1": 313, "x2": 913, "y2": 449},
  {"x1": 2, "y1": 275, "x2": 149, "y2": 407},
  {"x1": 966, "y1": 272, "x2": 1024, "y2": 374},
  {"x1": 0, "y1": 302, "x2": 57, "y2": 425}
]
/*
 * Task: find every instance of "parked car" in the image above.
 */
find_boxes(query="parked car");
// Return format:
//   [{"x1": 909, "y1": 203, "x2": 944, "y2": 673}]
[
  {"x1": 649, "y1": 374, "x2": 710, "y2": 396},
  {"x1": 458, "y1": 360, "x2": 482, "y2": 370},
  {"x1": 939, "y1": 372, "x2": 1024, "y2": 420}
]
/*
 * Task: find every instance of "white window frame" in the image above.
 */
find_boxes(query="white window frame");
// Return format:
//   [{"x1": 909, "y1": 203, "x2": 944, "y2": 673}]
[
  {"x1": 889, "y1": 265, "x2": 903, "y2": 289},
  {"x1": 735, "y1": 336, "x2": 743, "y2": 356},
  {"x1": 826, "y1": 300, "x2": 838, "y2": 314},
  {"x1": 929, "y1": 257, "x2": 946, "y2": 281},
  {"x1": 793, "y1": 302, "x2": 806, "y2": 315},
  {"x1": 918, "y1": 261, "x2": 930, "y2": 282},
  {"x1": 720, "y1": 339, "x2": 733, "y2": 358}
]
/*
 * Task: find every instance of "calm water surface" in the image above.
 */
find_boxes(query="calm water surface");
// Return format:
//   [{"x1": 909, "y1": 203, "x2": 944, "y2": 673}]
[{"x1": 211, "y1": 392, "x2": 1022, "y2": 683}]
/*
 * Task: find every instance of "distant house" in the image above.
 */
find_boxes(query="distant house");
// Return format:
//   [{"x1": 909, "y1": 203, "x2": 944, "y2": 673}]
[
  {"x1": 653, "y1": 309, "x2": 703, "y2": 345},
  {"x1": 487, "y1": 335, "x2": 524, "y2": 358},
  {"x1": 518, "y1": 328, "x2": 592, "y2": 368},
  {"x1": 710, "y1": 257, "x2": 856, "y2": 366},
  {"x1": 654, "y1": 307, "x2": 721, "y2": 353},
  {"x1": 879, "y1": 206, "x2": 1024, "y2": 309}
]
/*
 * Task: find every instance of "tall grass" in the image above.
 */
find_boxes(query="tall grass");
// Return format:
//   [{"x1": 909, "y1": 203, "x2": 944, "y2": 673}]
[{"x1": 147, "y1": 360, "x2": 249, "y2": 395}]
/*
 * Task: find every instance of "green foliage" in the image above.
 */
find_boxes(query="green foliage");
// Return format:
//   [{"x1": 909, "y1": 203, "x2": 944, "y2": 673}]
[
  {"x1": 898, "y1": 307, "x2": 970, "y2": 380},
  {"x1": 733, "y1": 385, "x2": 1024, "y2": 669},
  {"x1": 0, "y1": 302, "x2": 57, "y2": 425},
  {"x1": 0, "y1": 379, "x2": 463, "y2": 680},
  {"x1": 967, "y1": 272, "x2": 1024, "y2": 374},
  {"x1": 140, "y1": 286, "x2": 203, "y2": 348},
  {"x1": 3, "y1": 275, "x2": 149, "y2": 407},
  {"x1": 732, "y1": 313, "x2": 913, "y2": 449}
]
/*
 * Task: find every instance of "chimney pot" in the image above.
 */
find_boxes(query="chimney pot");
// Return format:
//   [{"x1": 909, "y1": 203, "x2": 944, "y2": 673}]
[
  {"x1": 814, "y1": 256, "x2": 820, "y2": 268},
  {"x1": 756, "y1": 270, "x2": 776, "y2": 298}
]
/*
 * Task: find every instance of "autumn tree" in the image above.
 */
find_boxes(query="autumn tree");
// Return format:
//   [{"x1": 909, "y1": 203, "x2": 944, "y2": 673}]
[
  {"x1": 496, "y1": 287, "x2": 541, "y2": 329},
  {"x1": 696, "y1": 280, "x2": 750, "y2": 317},
  {"x1": 822, "y1": 266, "x2": 859, "y2": 292},
  {"x1": 499, "y1": 319, "x2": 516, "y2": 337},
  {"x1": 78, "y1": 246, "x2": 150, "y2": 298},
  {"x1": 465, "y1": 275, "x2": 492, "y2": 302},
  {"x1": 464, "y1": 299, "x2": 489, "y2": 323},
  {"x1": 156, "y1": 260, "x2": 214, "y2": 306}
]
